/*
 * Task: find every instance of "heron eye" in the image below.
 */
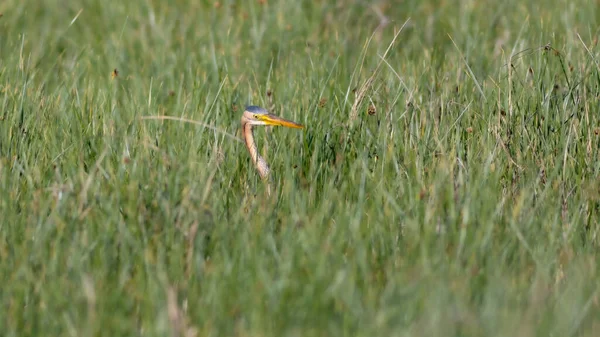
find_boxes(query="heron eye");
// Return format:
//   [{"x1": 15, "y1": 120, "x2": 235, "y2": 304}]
[{"x1": 254, "y1": 114, "x2": 259, "y2": 119}]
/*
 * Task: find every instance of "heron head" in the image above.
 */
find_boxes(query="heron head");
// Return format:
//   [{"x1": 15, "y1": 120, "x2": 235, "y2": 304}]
[{"x1": 242, "y1": 106, "x2": 304, "y2": 129}]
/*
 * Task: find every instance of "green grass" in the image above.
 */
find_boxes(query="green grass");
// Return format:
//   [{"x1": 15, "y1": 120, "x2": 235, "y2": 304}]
[{"x1": 1, "y1": 0, "x2": 600, "y2": 335}]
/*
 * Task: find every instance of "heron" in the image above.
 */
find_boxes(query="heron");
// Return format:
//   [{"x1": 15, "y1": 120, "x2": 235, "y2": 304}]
[{"x1": 241, "y1": 106, "x2": 304, "y2": 181}]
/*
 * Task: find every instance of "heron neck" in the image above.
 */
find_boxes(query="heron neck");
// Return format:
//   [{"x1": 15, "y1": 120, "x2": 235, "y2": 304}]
[{"x1": 243, "y1": 123, "x2": 270, "y2": 179}]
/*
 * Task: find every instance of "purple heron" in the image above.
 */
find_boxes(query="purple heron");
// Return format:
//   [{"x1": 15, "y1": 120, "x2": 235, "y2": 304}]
[{"x1": 241, "y1": 106, "x2": 304, "y2": 179}]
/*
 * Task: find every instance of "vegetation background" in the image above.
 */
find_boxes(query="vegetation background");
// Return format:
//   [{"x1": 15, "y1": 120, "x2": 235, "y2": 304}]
[{"x1": 1, "y1": 0, "x2": 599, "y2": 336}]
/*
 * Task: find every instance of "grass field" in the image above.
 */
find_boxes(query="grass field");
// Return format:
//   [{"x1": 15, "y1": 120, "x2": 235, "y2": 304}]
[{"x1": 1, "y1": 0, "x2": 600, "y2": 336}]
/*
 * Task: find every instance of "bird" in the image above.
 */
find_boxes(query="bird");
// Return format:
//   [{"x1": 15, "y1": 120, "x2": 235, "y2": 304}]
[{"x1": 240, "y1": 106, "x2": 304, "y2": 181}]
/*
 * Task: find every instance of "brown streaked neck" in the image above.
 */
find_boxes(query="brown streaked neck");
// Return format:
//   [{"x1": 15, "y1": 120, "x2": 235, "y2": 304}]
[{"x1": 242, "y1": 122, "x2": 271, "y2": 179}]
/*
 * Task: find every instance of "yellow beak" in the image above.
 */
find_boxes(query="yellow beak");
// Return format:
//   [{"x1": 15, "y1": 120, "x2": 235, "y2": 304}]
[{"x1": 259, "y1": 114, "x2": 304, "y2": 129}]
